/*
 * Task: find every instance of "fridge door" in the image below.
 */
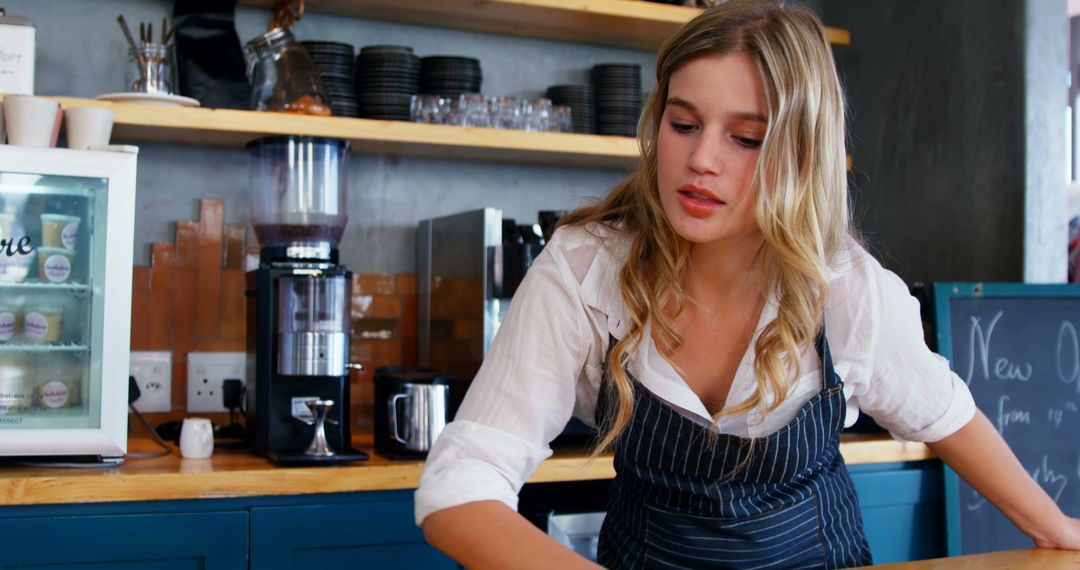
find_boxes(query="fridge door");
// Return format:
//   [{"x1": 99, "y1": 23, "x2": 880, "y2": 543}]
[{"x1": 0, "y1": 147, "x2": 136, "y2": 461}]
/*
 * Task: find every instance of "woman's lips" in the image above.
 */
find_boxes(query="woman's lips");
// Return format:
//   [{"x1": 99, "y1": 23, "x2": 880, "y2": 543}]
[{"x1": 677, "y1": 185, "x2": 725, "y2": 218}]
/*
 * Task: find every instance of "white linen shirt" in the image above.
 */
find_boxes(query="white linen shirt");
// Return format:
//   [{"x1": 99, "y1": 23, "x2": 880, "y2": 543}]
[{"x1": 414, "y1": 223, "x2": 976, "y2": 525}]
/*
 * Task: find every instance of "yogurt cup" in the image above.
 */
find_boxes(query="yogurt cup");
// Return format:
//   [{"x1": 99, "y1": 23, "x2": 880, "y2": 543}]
[
  {"x1": 40, "y1": 214, "x2": 80, "y2": 250},
  {"x1": 0, "y1": 355, "x2": 31, "y2": 415},
  {"x1": 0, "y1": 213, "x2": 15, "y2": 242},
  {"x1": 24, "y1": 306, "x2": 62, "y2": 343},
  {"x1": 37, "y1": 246, "x2": 75, "y2": 284},
  {"x1": 0, "y1": 305, "x2": 18, "y2": 342},
  {"x1": 33, "y1": 353, "x2": 81, "y2": 409}
]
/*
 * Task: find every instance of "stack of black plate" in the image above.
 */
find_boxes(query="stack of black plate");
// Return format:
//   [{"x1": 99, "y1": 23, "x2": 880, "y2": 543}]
[
  {"x1": 420, "y1": 56, "x2": 482, "y2": 96},
  {"x1": 355, "y1": 45, "x2": 421, "y2": 121},
  {"x1": 591, "y1": 63, "x2": 642, "y2": 137},
  {"x1": 545, "y1": 84, "x2": 595, "y2": 134},
  {"x1": 301, "y1": 41, "x2": 358, "y2": 118}
]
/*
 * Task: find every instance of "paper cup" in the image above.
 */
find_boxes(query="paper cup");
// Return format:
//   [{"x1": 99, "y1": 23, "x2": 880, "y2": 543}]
[
  {"x1": 4, "y1": 95, "x2": 61, "y2": 147},
  {"x1": 37, "y1": 247, "x2": 75, "y2": 284},
  {"x1": 64, "y1": 107, "x2": 114, "y2": 150},
  {"x1": 40, "y1": 214, "x2": 80, "y2": 249}
]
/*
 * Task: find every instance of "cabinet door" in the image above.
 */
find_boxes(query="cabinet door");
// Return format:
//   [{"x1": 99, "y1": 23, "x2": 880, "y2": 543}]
[
  {"x1": 251, "y1": 496, "x2": 456, "y2": 570},
  {"x1": 850, "y1": 462, "x2": 946, "y2": 564},
  {"x1": 0, "y1": 511, "x2": 248, "y2": 569}
]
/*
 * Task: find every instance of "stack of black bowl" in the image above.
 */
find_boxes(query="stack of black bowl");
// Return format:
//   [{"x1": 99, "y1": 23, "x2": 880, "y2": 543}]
[
  {"x1": 301, "y1": 41, "x2": 358, "y2": 118},
  {"x1": 355, "y1": 45, "x2": 421, "y2": 121},
  {"x1": 591, "y1": 63, "x2": 642, "y2": 137},
  {"x1": 420, "y1": 56, "x2": 482, "y2": 96},
  {"x1": 545, "y1": 84, "x2": 595, "y2": 134}
]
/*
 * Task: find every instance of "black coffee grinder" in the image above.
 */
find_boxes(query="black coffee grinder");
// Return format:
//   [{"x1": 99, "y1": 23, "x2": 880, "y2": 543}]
[{"x1": 245, "y1": 135, "x2": 367, "y2": 465}]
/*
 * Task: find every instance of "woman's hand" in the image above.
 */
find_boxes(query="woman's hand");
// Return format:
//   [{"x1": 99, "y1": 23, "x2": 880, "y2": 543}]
[
  {"x1": 928, "y1": 412, "x2": 1080, "y2": 551},
  {"x1": 1033, "y1": 516, "x2": 1080, "y2": 550}
]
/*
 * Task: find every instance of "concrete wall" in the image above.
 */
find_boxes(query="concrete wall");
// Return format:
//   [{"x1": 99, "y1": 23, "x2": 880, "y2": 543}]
[
  {"x1": 5, "y1": 0, "x2": 654, "y2": 272},
  {"x1": 827, "y1": 0, "x2": 1068, "y2": 283}
]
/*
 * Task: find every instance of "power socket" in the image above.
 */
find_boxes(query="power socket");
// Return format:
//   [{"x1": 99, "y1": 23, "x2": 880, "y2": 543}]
[
  {"x1": 129, "y1": 351, "x2": 172, "y2": 413},
  {"x1": 187, "y1": 352, "x2": 246, "y2": 413}
]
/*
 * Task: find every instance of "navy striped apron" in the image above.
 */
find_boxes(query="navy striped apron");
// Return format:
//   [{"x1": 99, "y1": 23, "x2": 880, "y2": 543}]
[{"x1": 594, "y1": 331, "x2": 873, "y2": 569}]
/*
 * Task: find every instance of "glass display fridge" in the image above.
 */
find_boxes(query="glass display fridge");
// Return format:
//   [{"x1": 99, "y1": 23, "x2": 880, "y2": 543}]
[{"x1": 0, "y1": 146, "x2": 136, "y2": 464}]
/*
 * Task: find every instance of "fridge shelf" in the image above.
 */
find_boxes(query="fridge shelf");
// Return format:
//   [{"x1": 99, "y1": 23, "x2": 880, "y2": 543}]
[
  {"x1": 0, "y1": 282, "x2": 89, "y2": 292},
  {"x1": 0, "y1": 343, "x2": 89, "y2": 352}
]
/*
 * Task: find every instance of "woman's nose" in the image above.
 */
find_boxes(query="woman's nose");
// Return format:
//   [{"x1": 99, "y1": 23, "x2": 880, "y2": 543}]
[{"x1": 686, "y1": 134, "x2": 724, "y2": 176}]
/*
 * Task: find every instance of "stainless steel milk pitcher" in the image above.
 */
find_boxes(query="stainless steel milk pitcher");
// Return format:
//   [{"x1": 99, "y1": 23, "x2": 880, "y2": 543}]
[{"x1": 388, "y1": 383, "x2": 448, "y2": 453}]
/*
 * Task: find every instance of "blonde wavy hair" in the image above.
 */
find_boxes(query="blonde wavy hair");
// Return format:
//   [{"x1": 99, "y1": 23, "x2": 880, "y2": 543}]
[{"x1": 560, "y1": 0, "x2": 851, "y2": 454}]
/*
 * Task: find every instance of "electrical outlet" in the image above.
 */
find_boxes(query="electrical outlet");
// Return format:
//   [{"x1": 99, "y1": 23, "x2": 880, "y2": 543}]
[
  {"x1": 187, "y1": 352, "x2": 246, "y2": 413},
  {"x1": 129, "y1": 351, "x2": 172, "y2": 413}
]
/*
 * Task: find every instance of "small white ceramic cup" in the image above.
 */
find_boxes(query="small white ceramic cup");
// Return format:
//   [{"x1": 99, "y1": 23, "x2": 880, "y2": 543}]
[
  {"x1": 179, "y1": 417, "x2": 214, "y2": 459},
  {"x1": 64, "y1": 107, "x2": 114, "y2": 150},
  {"x1": 4, "y1": 95, "x2": 61, "y2": 147}
]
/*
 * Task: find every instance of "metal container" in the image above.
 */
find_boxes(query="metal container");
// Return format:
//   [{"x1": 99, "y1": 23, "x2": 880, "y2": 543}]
[
  {"x1": 374, "y1": 366, "x2": 458, "y2": 458},
  {"x1": 0, "y1": 9, "x2": 34, "y2": 95},
  {"x1": 276, "y1": 273, "x2": 349, "y2": 376},
  {"x1": 388, "y1": 383, "x2": 448, "y2": 454}
]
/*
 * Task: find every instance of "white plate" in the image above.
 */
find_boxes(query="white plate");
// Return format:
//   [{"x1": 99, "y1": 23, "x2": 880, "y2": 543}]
[{"x1": 95, "y1": 92, "x2": 201, "y2": 108}]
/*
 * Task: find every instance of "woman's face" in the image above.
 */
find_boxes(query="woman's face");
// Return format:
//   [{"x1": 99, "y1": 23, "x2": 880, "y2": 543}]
[{"x1": 656, "y1": 53, "x2": 768, "y2": 247}]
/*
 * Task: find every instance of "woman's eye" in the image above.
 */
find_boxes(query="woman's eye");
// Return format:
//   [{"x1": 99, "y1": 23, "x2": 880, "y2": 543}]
[
  {"x1": 735, "y1": 136, "x2": 762, "y2": 149},
  {"x1": 669, "y1": 122, "x2": 697, "y2": 133}
]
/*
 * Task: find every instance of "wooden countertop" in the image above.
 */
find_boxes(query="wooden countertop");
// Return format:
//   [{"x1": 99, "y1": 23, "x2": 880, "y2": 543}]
[
  {"x1": 0, "y1": 432, "x2": 932, "y2": 507},
  {"x1": 864, "y1": 548, "x2": 1080, "y2": 569}
]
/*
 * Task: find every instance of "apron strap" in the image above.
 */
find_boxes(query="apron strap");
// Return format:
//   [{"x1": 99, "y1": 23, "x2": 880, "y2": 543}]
[{"x1": 815, "y1": 319, "x2": 841, "y2": 390}]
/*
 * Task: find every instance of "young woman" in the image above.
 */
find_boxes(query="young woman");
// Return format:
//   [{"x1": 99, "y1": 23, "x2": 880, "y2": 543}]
[{"x1": 415, "y1": 1, "x2": 1080, "y2": 568}]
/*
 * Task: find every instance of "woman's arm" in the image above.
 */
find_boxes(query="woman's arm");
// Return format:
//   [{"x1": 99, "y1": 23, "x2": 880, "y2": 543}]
[
  {"x1": 415, "y1": 227, "x2": 609, "y2": 565},
  {"x1": 423, "y1": 501, "x2": 603, "y2": 569},
  {"x1": 927, "y1": 410, "x2": 1080, "y2": 549}
]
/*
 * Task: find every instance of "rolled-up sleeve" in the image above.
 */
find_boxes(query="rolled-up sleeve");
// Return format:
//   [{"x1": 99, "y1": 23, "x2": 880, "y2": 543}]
[
  {"x1": 839, "y1": 247, "x2": 977, "y2": 443},
  {"x1": 415, "y1": 230, "x2": 593, "y2": 525}
]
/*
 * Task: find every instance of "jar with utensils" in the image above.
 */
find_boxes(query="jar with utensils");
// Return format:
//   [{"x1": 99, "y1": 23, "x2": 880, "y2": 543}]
[{"x1": 116, "y1": 15, "x2": 177, "y2": 94}]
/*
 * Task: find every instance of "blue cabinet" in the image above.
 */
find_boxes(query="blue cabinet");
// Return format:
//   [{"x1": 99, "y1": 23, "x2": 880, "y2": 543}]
[
  {"x1": 0, "y1": 510, "x2": 248, "y2": 569},
  {"x1": 250, "y1": 494, "x2": 455, "y2": 570},
  {"x1": 0, "y1": 491, "x2": 453, "y2": 570},
  {"x1": 849, "y1": 461, "x2": 945, "y2": 564}
]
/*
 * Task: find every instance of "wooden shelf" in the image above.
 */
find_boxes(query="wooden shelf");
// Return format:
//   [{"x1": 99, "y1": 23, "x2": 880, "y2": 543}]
[
  {"x1": 238, "y1": 0, "x2": 850, "y2": 50},
  {"x1": 46, "y1": 97, "x2": 640, "y2": 170},
  {"x1": 35, "y1": 97, "x2": 850, "y2": 170}
]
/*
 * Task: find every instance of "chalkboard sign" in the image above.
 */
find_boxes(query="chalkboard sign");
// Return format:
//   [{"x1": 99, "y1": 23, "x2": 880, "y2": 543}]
[{"x1": 934, "y1": 283, "x2": 1080, "y2": 555}]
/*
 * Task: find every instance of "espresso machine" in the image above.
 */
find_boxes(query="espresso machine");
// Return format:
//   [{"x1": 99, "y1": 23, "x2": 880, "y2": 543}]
[
  {"x1": 245, "y1": 135, "x2": 367, "y2": 465},
  {"x1": 418, "y1": 208, "x2": 592, "y2": 444}
]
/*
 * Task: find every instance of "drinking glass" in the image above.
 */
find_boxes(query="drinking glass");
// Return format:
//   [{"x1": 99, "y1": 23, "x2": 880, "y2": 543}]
[
  {"x1": 492, "y1": 97, "x2": 522, "y2": 130},
  {"x1": 410, "y1": 95, "x2": 445, "y2": 124},
  {"x1": 552, "y1": 105, "x2": 574, "y2": 133},
  {"x1": 524, "y1": 98, "x2": 553, "y2": 132},
  {"x1": 459, "y1": 94, "x2": 491, "y2": 128}
]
